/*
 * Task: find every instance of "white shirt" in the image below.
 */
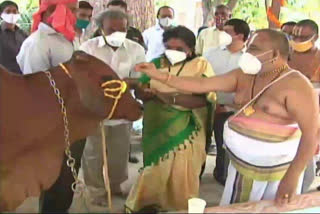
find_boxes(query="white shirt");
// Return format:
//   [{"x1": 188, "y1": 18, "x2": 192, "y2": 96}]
[
  {"x1": 73, "y1": 28, "x2": 91, "y2": 51},
  {"x1": 204, "y1": 46, "x2": 244, "y2": 105},
  {"x1": 17, "y1": 23, "x2": 74, "y2": 74},
  {"x1": 196, "y1": 27, "x2": 221, "y2": 56},
  {"x1": 143, "y1": 23, "x2": 165, "y2": 62},
  {"x1": 80, "y1": 36, "x2": 146, "y2": 126}
]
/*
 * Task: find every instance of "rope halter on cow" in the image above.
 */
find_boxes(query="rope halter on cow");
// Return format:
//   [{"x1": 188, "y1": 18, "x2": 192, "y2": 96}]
[
  {"x1": 44, "y1": 63, "x2": 128, "y2": 211},
  {"x1": 60, "y1": 63, "x2": 128, "y2": 120},
  {"x1": 102, "y1": 80, "x2": 128, "y2": 120}
]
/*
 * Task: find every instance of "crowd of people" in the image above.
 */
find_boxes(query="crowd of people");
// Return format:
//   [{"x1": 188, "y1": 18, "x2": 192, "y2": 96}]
[{"x1": 1, "y1": 0, "x2": 320, "y2": 213}]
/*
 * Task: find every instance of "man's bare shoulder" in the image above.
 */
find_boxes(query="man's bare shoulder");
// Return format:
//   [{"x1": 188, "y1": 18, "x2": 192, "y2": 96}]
[
  {"x1": 279, "y1": 70, "x2": 315, "y2": 95},
  {"x1": 286, "y1": 70, "x2": 312, "y2": 86}
]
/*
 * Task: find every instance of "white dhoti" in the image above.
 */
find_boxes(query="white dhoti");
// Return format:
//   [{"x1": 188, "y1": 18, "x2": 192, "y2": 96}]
[
  {"x1": 221, "y1": 118, "x2": 304, "y2": 205},
  {"x1": 220, "y1": 163, "x2": 304, "y2": 205}
]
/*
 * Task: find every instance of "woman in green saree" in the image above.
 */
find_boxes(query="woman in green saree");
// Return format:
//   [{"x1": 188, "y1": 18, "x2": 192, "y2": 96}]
[{"x1": 125, "y1": 26, "x2": 216, "y2": 212}]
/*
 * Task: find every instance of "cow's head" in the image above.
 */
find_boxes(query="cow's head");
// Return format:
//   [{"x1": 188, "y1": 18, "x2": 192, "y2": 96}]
[{"x1": 63, "y1": 51, "x2": 142, "y2": 121}]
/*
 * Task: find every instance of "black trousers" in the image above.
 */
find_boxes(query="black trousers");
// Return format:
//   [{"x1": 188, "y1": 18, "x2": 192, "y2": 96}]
[
  {"x1": 213, "y1": 111, "x2": 234, "y2": 184},
  {"x1": 39, "y1": 139, "x2": 86, "y2": 214}
]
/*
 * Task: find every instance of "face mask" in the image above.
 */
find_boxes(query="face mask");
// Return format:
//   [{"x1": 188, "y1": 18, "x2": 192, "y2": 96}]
[
  {"x1": 238, "y1": 50, "x2": 274, "y2": 75},
  {"x1": 1, "y1": 13, "x2": 20, "y2": 24},
  {"x1": 290, "y1": 35, "x2": 315, "y2": 53},
  {"x1": 165, "y1": 49, "x2": 187, "y2": 65},
  {"x1": 159, "y1": 17, "x2": 174, "y2": 28},
  {"x1": 219, "y1": 31, "x2": 232, "y2": 47},
  {"x1": 76, "y1": 19, "x2": 90, "y2": 29},
  {"x1": 104, "y1": 31, "x2": 127, "y2": 47}
]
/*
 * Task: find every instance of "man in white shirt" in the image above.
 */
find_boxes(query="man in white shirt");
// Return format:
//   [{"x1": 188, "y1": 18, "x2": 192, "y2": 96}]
[
  {"x1": 80, "y1": 10, "x2": 146, "y2": 206},
  {"x1": 196, "y1": 4, "x2": 232, "y2": 55},
  {"x1": 17, "y1": 0, "x2": 77, "y2": 75},
  {"x1": 73, "y1": 1, "x2": 93, "y2": 50},
  {"x1": 203, "y1": 18, "x2": 250, "y2": 185},
  {"x1": 16, "y1": 1, "x2": 84, "y2": 213},
  {"x1": 143, "y1": 6, "x2": 175, "y2": 62}
]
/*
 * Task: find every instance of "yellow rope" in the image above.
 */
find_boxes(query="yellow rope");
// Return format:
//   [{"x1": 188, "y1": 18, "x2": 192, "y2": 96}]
[
  {"x1": 100, "y1": 80, "x2": 127, "y2": 212},
  {"x1": 100, "y1": 122, "x2": 113, "y2": 211},
  {"x1": 101, "y1": 80, "x2": 128, "y2": 120},
  {"x1": 59, "y1": 63, "x2": 128, "y2": 211}
]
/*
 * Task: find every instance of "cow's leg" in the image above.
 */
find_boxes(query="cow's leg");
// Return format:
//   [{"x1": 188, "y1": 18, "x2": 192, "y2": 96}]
[{"x1": 39, "y1": 139, "x2": 86, "y2": 213}]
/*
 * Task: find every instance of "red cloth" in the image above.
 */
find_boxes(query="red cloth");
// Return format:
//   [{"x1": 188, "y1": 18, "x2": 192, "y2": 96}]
[{"x1": 32, "y1": 0, "x2": 77, "y2": 41}]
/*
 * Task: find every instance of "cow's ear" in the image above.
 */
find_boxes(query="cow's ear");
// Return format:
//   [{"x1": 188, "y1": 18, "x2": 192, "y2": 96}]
[{"x1": 73, "y1": 51, "x2": 90, "y2": 62}]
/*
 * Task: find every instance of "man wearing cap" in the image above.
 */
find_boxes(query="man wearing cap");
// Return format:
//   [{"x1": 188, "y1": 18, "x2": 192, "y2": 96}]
[
  {"x1": 17, "y1": 0, "x2": 77, "y2": 75},
  {"x1": 16, "y1": 1, "x2": 83, "y2": 213}
]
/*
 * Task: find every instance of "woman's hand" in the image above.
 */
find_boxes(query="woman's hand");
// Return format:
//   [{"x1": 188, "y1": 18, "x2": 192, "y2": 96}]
[
  {"x1": 275, "y1": 172, "x2": 299, "y2": 206},
  {"x1": 135, "y1": 63, "x2": 162, "y2": 79}
]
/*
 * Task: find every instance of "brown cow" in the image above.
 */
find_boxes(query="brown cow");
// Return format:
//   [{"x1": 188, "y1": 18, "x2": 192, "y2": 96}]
[{"x1": 0, "y1": 51, "x2": 142, "y2": 211}]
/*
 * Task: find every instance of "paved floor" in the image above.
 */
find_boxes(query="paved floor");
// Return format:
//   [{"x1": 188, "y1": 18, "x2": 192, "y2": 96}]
[{"x1": 15, "y1": 136, "x2": 320, "y2": 213}]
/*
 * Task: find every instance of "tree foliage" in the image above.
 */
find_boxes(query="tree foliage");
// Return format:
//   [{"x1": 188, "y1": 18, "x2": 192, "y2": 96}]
[
  {"x1": 12, "y1": 0, "x2": 320, "y2": 33},
  {"x1": 232, "y1": 0, "x2": 320, "y2": 29},
  {"x1": 14, "y1": 0, "x2": 155, "y2": 34},
  {"x1": 201, "y1": 0, "x2": 320, "y2": 29},
  {"x1": 14, "y1": 0, "x2": 38, "y2": 34}
]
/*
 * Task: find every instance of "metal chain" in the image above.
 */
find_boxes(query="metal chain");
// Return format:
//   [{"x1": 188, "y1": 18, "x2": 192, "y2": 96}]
[{"x1": 44, "y1": 71, "x2": 82, "y2": 193}]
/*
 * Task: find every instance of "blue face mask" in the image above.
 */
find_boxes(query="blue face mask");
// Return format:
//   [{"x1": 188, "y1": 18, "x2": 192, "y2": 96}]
[{"x1": 76, "y1": 19, "x2": 90, "y2": 29}]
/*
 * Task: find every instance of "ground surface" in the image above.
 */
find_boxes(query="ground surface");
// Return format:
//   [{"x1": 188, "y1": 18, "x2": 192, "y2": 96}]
[{"x1": 15, "y1": 135, "x2": 320, "y2": 213}]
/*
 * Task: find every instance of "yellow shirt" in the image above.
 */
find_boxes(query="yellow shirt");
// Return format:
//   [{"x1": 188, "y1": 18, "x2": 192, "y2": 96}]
[
  {"x1": 150, "y1": 56, "x2": 216, "y2": 103},
  {"x1": 195, "y1": 27, "x2": 221, "y2": 56}
]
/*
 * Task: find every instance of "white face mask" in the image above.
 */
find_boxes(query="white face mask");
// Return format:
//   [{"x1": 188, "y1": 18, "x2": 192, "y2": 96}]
[
  {"x1": 219, "y1": 31, "x2": 232, "y2": 47},
  {"x1": 159, "y1": 17, "x2": 174, "y2": 28},
  {"x1": 105, "y1": 31, "x2": 127, "y2": 47},
  {"x1": 165, "y1": 49, "x2": 187, "y2": 65},
  {"x1": 1, "y1": 13, "x2": 20, "y2": 25},
  {"x1": 238, "y1": 50, "x2": 274, "y2": 75}
]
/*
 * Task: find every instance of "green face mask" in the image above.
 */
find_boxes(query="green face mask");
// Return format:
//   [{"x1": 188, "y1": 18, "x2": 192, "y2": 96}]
[{"x1": 76, "y1": 19, "x2": 90, "y2": 29}]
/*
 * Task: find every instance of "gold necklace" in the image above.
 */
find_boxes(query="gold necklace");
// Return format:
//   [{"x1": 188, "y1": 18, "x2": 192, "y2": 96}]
[
  {"x1": 258, "y1": 64, "x2": 289, "y2": 78},
  {"x1": 243, "y1": 65, "x2": 289, "y2": 117}
]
